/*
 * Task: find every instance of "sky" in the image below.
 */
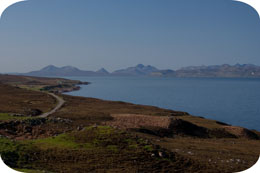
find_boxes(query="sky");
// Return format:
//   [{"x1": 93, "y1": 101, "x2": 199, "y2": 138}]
[{"x1": 0, "y1": 0, "x2": 260, "y2": 73}]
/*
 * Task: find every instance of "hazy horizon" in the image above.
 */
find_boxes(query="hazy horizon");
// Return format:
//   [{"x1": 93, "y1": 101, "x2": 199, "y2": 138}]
[
  {"x1": 3, "y1": 62, "x2": 260, "y2": 74},
  {"x1": 0, "y1": 0, "x2": 260, "y2": 73}
]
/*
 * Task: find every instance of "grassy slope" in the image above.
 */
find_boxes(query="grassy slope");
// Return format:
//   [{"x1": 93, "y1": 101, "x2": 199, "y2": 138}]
[
  {"x1": 0, "y1": 126, "x2": 205, "y2": 173},
  {"x1": 0, "y1": 75, "x2": 260, "y2": 172},
  {"x1": 51, "y1": 94, "x2": 260, "y2": 172}
]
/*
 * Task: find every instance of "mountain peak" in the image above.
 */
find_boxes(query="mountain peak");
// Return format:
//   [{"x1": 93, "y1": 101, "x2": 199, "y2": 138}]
[
  {"x1": 136, "y1": 64, "x2": 145, "y2": 68},
  {"x1": 112, "y1": 64, "x2": 159, "y2": 76},
  {"x1": 96, "y1": 68, "x2": 109, "y2": 74},
  {"x1": 61, "y1": 66, "x2": 79, "y2": 70},
  {"x1": 41, "y1": 65, "x2": 58, "y2": 71}
]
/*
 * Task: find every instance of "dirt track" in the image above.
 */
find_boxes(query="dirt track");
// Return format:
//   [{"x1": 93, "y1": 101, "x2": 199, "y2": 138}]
[{"x1": 39, "y1": 93, "x2": 65, "y2": 118}]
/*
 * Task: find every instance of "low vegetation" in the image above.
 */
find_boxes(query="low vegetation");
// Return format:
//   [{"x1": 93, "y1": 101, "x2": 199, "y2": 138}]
[
  {"x1": 0, "y1": 75, "x2": 259, "y2": 172},
  {"x1": 0, "y1": 126, "x2": 205, "y2": 172},
  {"x1": 0, "y1": 113, "x2": 31, "y2": 121},
  {"x1": 0, "y1": 84, "x2": 56, "y2": 115}
]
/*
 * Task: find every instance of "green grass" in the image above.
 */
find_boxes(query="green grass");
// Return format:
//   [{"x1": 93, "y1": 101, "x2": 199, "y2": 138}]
[
  {"x1": 0, "y1": 137, "x2": 18, "y2": 152},
  {"x1": 0, "y1": 126, "x2": 160, "y2": 172},
  {"x1": 31, "y1": 126, "x2": 118, "y2": 150},
  {"x1": 32, "y1": 133, "x2": 79, "y2": 149},
  {"x1": 18, "y1": 85, "x2": 43, "y2": 92},
  {"x1": 29, "y1": 126, "x2": 142, "y2": 153},
  {"x1": 143, "y1": 145, "x2": 153, "y2": 151},
  {"x1": 0, "y1": 137, "x2": 35, "y2": 169},
  {"x1": 0, "y1": 113, "x2": 31, "y2": 121},
  {"x1": 92, "y1": 126, "x2": 114, "y2": 135}
]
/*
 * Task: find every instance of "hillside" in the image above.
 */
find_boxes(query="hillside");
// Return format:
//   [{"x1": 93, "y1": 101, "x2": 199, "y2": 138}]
[{"x1": 0, "y1": 75, "x2": 259, "y2": 172}]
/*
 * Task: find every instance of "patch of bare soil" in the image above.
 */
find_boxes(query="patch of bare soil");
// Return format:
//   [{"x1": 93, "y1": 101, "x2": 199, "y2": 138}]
[
  {"x1": 105, "y1": 114, "x2": 260, "y2": 140},
  {"x1": 105, "y1": 114, "x2": 172, "y2": 129},
  {"x1": 223, "y1": 126, "x2": 259, "y2": 140},
  {"x1": 105, "y1": 114, "x2": 209, "y2": 138}
]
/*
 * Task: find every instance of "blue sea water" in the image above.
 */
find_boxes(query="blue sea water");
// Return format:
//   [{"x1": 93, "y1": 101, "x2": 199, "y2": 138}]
[{"x1": 66, "y1": 77, "x2": 260, "y2": 131}]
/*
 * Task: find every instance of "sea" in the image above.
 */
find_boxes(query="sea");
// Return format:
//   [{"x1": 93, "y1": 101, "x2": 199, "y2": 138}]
[{"x1": 65, "y1": 76, "x2": 260, "y2": 131}]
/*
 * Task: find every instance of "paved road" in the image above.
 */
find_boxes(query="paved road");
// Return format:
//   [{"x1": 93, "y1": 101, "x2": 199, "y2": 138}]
[{"x1": 39, "y1": 93, "x2": 65, "y2": 118}]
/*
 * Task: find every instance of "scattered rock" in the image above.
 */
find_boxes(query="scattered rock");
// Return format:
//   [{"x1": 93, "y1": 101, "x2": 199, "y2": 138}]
[
  {"x1": 187, "y1": 151, "x2": 193, "y2": 155},
  {"x1": 0, "y1": 117, "x2": 73, "y2": 139},
  {"x1": 77, "y1": 126, "x2": 83, "y2": 131},
  {"x1": 223, "y1": 126, "x2": 259, "y2": 140},
  {"x1": 9, "y1": 113, "x2": 26, "y2": 117},
  {"x1": 24, "y1": 109, "x2": 43, "y2": 117}
]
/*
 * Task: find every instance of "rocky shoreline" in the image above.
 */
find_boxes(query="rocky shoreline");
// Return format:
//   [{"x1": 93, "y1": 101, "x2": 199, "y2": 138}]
[{"x1": 41, "y1": 81, "x2": 90, "y2": 93}]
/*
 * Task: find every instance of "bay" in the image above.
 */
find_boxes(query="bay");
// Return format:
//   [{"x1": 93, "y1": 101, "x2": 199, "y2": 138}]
[{"x1": 66, "y1": 76, "x2": 260, "y2": 131}]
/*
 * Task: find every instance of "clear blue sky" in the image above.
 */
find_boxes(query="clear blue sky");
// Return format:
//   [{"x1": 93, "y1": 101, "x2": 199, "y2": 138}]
[{"x1": 0, "y1": 0, "x2": 259, "y2": 73}]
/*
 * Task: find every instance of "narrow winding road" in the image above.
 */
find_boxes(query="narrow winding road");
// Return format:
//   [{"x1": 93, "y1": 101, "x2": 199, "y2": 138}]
[{"x1": 39, "y1": 93, "x2": 65, "y2": 118}]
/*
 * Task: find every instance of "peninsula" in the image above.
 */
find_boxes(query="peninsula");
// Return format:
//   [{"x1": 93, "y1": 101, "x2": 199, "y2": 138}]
[{"x1": 0, "y1": 74, "x2": 259, "y2": 173}]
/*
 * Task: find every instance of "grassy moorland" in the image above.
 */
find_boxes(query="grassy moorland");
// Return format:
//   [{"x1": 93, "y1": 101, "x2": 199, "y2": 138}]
[{"x1": 0, "y1": 74, "x2": 259, "y2": 173}]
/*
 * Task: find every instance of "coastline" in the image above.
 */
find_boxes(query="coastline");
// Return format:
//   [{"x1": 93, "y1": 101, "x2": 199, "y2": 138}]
[
  {"x1": 66, "y1": 79, "x2": 259, "y2": 133},
  {"x1": 63, "y1": 76, "x2": 260, "y2": 131},
  {"x1": 42, "y1": 80, "x2": 90, "y2": 94},
  {"x1": 0, "y1": 75, "x2": 260, "y2": 172}
]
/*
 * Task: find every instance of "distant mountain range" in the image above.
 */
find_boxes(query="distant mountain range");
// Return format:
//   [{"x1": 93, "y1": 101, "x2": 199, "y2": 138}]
[
  {"x1": 112, "y1": 64, "x2": 159, "y2": 76},
  {"x1": 151, "y1": 64, "x2": 260, "y2": 78},
  {"x1": 24, "y1": 65, "x2": 106, "y2": 77},
  {"x1": 19, "y1": 64, "x2": 260, "y2": 78}
]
